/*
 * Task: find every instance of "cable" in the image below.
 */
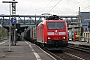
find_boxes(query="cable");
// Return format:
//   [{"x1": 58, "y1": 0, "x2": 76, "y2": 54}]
[
  {"x1": 68, "y1": 0, "x2": 88, "y2": 12},
  {"x1": 49, "y1": 0, "x2": 62, "y2": 12},
  {"x1": 40, "y1": 0, "x2": 53, "y2": 14},
  {"x1": 81, "y1": 6, "x2": 90, "y2": 12},
  {"x1": 44, "y1": 0, "x2": 53, "y2": 8}
]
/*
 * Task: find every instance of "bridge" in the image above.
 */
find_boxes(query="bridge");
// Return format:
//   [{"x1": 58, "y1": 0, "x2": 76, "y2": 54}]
[{"x1": 0, "y1": 15, "x2": 79, "y2": 26}]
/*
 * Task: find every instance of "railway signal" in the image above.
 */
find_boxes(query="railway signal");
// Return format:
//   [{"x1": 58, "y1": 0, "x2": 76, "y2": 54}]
[{"x1": 2, "y1": 0, "x2": 18, "y2": 51}]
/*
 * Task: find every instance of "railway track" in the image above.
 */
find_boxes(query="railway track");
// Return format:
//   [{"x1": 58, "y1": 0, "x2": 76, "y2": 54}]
[
  {"x1": 42, "y1": 45, "x2": 90, "y2": 60},
  {"x1": 32, "y1": 41, "x2": 90, "y2": 60},
  {"x1": 50, "y1": 50, "x2": 85, "y2": 60},
  {"x1": 67, "y1": 44, "x2": 90, "y2": 53},
  {"x1": 65, "y1": 48, "x2": 90, "y2": 60},
  {"x1": 37, "y1": 44, "x2": 84, "y2": 60}
]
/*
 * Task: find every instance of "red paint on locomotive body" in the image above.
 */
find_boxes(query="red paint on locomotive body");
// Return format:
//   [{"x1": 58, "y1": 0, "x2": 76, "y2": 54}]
[{"x1": 37, "y1": 19, "x2": 68, "y2": 50}]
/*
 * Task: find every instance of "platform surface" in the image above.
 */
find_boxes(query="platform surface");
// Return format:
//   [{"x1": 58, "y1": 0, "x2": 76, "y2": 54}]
[
  {"x1": 68, "y1": 41, "x2": 90, "y2": 47},
  {"x1": 0, "y1": 40, "x2": 54, "y2": 60}
]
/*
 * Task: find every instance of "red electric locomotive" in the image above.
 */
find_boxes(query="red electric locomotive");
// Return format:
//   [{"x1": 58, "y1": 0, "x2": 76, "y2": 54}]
[{"x1": 36, "y1": 15, "x2": 68, "y2": 50}]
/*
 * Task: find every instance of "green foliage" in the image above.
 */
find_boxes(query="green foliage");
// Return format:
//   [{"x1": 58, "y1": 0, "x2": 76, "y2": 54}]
[{"x1": 0, "y1": 30, "x2": 3, "y2": 37}]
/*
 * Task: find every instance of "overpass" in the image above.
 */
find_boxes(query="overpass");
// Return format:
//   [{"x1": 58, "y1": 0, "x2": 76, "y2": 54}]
[{"x1": 0, "y1": 15, "x2": 79, "y2": 26}]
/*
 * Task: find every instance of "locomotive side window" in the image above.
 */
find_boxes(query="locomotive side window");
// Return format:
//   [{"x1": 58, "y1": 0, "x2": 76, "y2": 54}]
[{"x1": 47, "y1": 22, "x2": 65, "y2": 29}]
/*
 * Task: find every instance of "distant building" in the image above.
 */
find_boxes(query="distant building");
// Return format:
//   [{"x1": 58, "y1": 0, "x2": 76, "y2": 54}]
[
  {"x1": 81, "y1": 12, "x2": 90, "y2": 31},
  {"x1": 81, "y1": 12, "x2": 90, "y2": 42}
]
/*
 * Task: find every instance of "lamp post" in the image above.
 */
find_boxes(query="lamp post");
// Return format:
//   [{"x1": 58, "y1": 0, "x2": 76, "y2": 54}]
[{"x1": 2, "y1": 0, "x2": 18, "y2": 51}]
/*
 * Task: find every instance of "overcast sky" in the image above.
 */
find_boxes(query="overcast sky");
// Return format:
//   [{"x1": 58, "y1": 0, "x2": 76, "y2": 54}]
[{"x1": 0, "y1": 0, "x2": 90, "y2": 16}]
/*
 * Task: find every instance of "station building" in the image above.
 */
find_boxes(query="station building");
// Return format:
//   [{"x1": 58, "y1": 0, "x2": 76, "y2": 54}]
[{"x1": 81, "y1": 12, "x2": 90, "y2": 42}]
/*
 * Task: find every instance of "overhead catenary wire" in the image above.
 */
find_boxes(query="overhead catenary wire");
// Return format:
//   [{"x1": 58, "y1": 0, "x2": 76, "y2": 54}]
[
  {"x1": 41, "y1": 0, "x2": 70, "y2": 15},
  {"x1": 81, "y1": 6, "x2": 90, "y2": 12},
  {"x1": 48, "y1": 0, "x2": 62, "y2": 12},
  {"x1": 62, "y1": 0, "x2": 90, "y2": 15},
  {"x1": 68, "y1": 0, "x2": 89, "y2": 12},
  {"x1": 1, "y1": 0, "x2": 89, "y2": 15},
  {"x1": 41, "y1": 0, "x2": 53, "y2": 14}
]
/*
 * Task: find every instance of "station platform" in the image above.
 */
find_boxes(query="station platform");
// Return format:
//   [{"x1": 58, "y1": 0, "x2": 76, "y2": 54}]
[
  {"x1": 68, "y1": 41, "x2": 90, "y2": 48},
  {"x1": 0, "y1": 40, "x2": 55, "y2": 60}
]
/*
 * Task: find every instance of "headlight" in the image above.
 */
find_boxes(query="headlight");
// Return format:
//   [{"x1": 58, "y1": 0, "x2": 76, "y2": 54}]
[
  {"x1": 48, "y1": 37, "x2": 51, "y2": 40},
  {"x1": 62, "y1": 37, "x2": 65, "y2": 39}
]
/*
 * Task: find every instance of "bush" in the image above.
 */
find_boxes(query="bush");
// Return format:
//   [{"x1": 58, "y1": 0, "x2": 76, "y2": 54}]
[{"x1": 0, "y1": 30, "x2": 3, "y2": 37}]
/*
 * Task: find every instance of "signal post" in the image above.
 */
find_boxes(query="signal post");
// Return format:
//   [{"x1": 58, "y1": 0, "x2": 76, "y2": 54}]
[{"x1": 2, "y1": 0, "x2": 18, "y2": 51}]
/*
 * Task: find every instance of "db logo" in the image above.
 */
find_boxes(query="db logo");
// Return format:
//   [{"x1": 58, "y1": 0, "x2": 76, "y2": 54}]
[{"x1": 54, "y1": 32, "x2": 59, "y2": 35}]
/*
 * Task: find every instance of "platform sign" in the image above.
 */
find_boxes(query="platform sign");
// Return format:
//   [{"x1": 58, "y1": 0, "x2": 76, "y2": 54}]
[{"x1": 11, "y1": 18, "x2": 17, "y2": 24}]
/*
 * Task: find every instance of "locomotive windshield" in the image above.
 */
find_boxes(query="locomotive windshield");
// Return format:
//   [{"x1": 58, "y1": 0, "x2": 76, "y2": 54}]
[{"x1": 47, "y1": 22, "x2": 65, "y2": 29}]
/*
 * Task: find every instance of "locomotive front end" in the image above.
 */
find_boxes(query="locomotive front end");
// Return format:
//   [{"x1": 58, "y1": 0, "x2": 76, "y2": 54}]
[{"x1": 45, "y1": 20, "x2": 68, "y2": 50}]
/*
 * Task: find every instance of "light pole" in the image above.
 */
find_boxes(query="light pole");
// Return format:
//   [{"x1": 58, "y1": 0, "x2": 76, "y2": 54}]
[{"x1": 2, "y1": 0, "x2": 18, "y2": 51}]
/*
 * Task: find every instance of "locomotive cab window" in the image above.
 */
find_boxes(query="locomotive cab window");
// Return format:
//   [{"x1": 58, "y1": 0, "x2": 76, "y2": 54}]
[{"x1": 47, "y1": 22, "x2": 65, "y2": 29}]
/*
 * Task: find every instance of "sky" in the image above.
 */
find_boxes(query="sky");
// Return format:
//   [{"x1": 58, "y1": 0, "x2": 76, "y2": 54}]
[{"x1": 0, "y1": 0, "x2": 90, "y2": 16}]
